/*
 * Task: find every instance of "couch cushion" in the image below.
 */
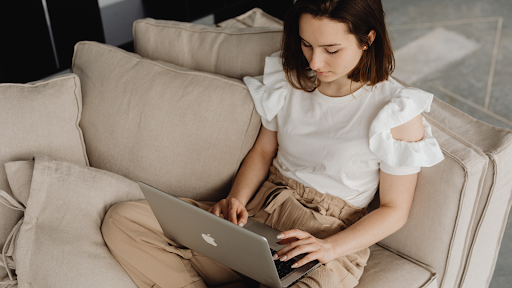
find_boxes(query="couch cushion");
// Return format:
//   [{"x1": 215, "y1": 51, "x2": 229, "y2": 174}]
[
  {"x1": 133, "y1": 18, "x2": 282, "y2": 80},
  {"x1": 0, "y1": 74, "x2": 89, "y2": 281},
  {"x1": 13, "y1": 155, "x2": 143, "y2": 288},
  {"x1": 358, "y1": 244, "x2": 438, "y2": 288},
  {"x1": 72, "y1": 41, "x2": 260, "y2": 201},
  {"x1": 216, "y1": 8, "x2": 284, "y2": 29}
]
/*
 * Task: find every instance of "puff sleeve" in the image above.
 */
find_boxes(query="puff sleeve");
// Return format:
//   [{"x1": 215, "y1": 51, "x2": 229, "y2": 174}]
[
  {"x1": 369, "y1": 87, "x2": 445, "y2": 175},
  {"x1": 242, "y1": 51, "x2": 290, "y2": 131}
]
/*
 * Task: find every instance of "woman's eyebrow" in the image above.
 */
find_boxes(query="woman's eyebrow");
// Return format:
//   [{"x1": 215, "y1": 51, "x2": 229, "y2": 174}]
[{"x1": 300, "y1": 37, "x2": 341, "y2": 47}]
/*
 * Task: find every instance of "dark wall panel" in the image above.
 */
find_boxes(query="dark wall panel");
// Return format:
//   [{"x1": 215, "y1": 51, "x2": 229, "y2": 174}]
[
  {"x1": 142, "y1": 0, "x2": 294, "y2": 24},
  {"x1": 46, "y1": 0, "x2": 105, "y2": 70},
  {"x1": 0, "y1": 0, "x2": 57, "y2": 83}
]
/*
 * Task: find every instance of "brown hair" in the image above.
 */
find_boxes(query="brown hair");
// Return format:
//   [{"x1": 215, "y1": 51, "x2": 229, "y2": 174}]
[{"x1": 281, "y1": 0, "x2": 395, "y2": 92}]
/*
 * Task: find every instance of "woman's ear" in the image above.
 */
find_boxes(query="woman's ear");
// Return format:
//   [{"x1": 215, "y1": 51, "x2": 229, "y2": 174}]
[{"x1": 368, "y1": 30, "x2": 376, "y2": 46}]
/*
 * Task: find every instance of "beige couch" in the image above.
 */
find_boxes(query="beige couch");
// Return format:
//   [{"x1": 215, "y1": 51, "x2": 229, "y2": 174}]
[{"x1": 1, "y1": 8, "x2": 511, "y2": 288}]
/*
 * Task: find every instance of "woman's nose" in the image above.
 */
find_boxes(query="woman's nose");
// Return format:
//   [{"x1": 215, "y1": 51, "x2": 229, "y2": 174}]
[{"x1": 309, "y1": 51, "x2": 323, "y2": 71}]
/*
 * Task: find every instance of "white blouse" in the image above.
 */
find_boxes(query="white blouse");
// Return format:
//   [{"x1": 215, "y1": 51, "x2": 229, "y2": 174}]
[{"x1": 243, "y1": 52, "x2": 444, "y2": 208}]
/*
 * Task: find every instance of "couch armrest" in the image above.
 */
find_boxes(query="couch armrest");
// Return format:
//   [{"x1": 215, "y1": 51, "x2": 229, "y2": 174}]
[{"x1": 375, "y1": 79, "x2": 512, "y2": 288}]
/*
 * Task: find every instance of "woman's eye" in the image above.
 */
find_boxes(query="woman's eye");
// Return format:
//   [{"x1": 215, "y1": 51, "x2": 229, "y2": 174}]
[
  {"x1": 302, "y1": 42, "x2": 312, "y2": 48},
  {"x1": 327, "y1": 50, "x2": 339, "y2": 55}
]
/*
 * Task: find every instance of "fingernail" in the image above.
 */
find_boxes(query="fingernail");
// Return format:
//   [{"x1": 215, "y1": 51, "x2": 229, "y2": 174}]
[
  {"x1": 272, "y1": 253, "x2": 278, "y2": 260},
  {"x1": 291, "y1": 263, "x2": 298, "y2": 268},
  {"x1": 238, "y1": 223, "x2": 244, "y2": 227},
  {"x1": 280, "y1": 255, "x2": 287, "y2": 261},
  {"x1": 277, "y1": 234, "x2": 284, "y2": 239}
]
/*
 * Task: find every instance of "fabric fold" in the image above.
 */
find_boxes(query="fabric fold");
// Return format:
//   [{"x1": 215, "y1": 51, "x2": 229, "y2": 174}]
[
  {"x1": 243, "y1": 51, "x2": 289, "y2": 128},
  {"x1": 0, "y1": 190, "x2": 24, "y2": 285},
  {"x1": 369, "y1": 87, "x2": 444, "y2": 168}
]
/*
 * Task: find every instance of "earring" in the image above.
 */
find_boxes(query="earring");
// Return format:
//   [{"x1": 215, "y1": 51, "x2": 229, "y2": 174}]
[{"x1": 363, "y1": 45, "x2": 368, "y2": 50}]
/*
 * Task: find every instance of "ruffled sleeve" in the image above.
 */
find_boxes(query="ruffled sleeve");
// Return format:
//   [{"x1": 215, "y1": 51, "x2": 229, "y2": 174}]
[
  {"x1": 242, "y1": 51, "x2": 290, "y2": 131},
  {"x1": 369, "y1": 87, "x2": 445, "y2": 175}
]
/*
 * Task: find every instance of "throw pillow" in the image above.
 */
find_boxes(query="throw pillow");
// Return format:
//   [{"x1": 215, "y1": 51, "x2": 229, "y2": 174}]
[
  {"x1": 133, "y1": 18, "x2": 282, "y2": 79},
  {"x1": 13, "y1": 155, "x2": 143, "y2": 288},
  {"x1": 0, "y1": 74, "x2": 89, "y2": 281},
  {"x1": 216, "y1": 7, "x2": 283, "y2": 29},
  {"x1": 4, "y1": 160, "x2": 34, "y2": 207}
]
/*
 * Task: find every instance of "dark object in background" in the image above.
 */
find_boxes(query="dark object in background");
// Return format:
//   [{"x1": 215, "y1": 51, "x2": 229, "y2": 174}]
[
  {"x1": 0, "y1": 0, "x2": 57, "y2": 83},
  {"x1": 45, "y1": 0, "x2": 105, "y2": 70},
  {"x1": 0, "y1": 0, "x2": 104, "y2": 84},
  {"x1": 142, "y1": 0, "x2": 294, "y2": 23}
]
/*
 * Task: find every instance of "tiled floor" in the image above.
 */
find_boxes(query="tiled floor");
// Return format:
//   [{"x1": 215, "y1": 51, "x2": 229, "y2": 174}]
[{"x1": 382, "y1": 0, "x2": 512, "y2": 287}]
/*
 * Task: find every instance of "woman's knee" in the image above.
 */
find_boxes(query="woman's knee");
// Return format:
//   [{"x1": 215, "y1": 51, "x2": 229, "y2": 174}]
[{"x1": 101, "y1": 200, "x2": 147, "y2": 245}]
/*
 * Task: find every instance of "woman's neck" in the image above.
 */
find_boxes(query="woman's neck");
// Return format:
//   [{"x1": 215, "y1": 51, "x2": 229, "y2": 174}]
[{"x1": 317, "y1": 77, "x2": 365, "y2": 98}]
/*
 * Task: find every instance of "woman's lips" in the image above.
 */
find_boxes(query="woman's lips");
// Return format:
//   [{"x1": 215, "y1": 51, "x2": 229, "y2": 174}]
[{"x1": 315, "y1": 71, "x2": 330, "y2": 75}]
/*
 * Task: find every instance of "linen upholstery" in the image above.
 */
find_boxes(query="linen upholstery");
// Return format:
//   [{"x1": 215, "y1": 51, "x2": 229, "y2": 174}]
[
  {"x1": 133, "y1": 18, "x2": 282, "y2": 80},
  {"x1": 0, "y1": 74, "x2": 89, "y2": 281},
  {"x1": 378, "y1": 123, "x2": 488, "y2": 288},
  {"x1": 358, "y1": 244, "x2": 438, "y2": 288},
  {"x1": 14, "y1": 155, "x2": 143, "y2": 288},
  {"x1": 384, "y1": 79, "x2": 512, "y2": 288},
  {"x1": 5, "y1": 161, "x2": 34, "y2": 207},
  {"x1": 216, "y1": 7, "x2": 283, "y2": 29},
  {"x1": 427, "y1": 98, "x2": 512, "y2": 288},
  {"x1": 72, "y1": 41, "x2": 261, "y2": 202}
]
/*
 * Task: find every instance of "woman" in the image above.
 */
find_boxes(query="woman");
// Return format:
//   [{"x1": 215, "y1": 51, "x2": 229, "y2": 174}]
[{"x1": 102, "y1": 0, "x2": 444, "y2": 287}]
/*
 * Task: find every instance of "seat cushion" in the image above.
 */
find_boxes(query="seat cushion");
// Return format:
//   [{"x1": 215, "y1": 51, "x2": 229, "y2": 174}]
[
  {"x1": 358, "y1": 244, "x2": 438, "y2": 288},
  {"x1": 0, "y1": 74, "x2": 89, "y2": 281},
  {"x1": 72, "y1": 41, "x2": 261, "y2": 201},
  {"x1": 133, "y1": 18, "x2": 282, "y2": 80}
]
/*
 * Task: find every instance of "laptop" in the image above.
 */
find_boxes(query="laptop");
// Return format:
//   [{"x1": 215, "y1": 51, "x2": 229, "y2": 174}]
[{"x1": 138, "y1": 182, "x2": 321, "y2": 288}]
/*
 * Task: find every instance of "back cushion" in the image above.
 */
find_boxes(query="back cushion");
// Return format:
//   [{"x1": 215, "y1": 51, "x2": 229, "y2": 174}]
[
  {"x1": 72, "y1": 41, "x2": 260, "y2": 201},
  {"x1": 133, "y1": 18, "x2": 282, "y2": 80},
  {"x1": 216, "y1": 7, "x2": 284, "y2": 29}
]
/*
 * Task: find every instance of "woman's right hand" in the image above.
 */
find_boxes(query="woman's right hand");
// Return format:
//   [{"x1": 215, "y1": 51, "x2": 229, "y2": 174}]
[{"x1": 208, "y1": 198, "x2": 249, "y2": 227}]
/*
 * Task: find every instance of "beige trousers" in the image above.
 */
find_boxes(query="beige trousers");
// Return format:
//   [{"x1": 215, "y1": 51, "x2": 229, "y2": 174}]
[{"x1": 101, "y1": 166, "x2": 370, "y2": 288}]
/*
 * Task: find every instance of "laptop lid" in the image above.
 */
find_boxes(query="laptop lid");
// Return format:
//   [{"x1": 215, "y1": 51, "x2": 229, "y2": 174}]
[{"x1": 138, "y1": 182, "x2": 320, "y2": 288}]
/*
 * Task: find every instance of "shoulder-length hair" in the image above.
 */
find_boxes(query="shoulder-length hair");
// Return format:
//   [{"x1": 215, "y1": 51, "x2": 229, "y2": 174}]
[{"x1": 281, "y1": 0, "x2": 395, "y2": 92}]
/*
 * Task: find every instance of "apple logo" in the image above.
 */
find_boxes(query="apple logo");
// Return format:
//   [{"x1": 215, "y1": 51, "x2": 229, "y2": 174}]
[{"x1": 201, "y1": 233, "x2": 217, "y2": 246}]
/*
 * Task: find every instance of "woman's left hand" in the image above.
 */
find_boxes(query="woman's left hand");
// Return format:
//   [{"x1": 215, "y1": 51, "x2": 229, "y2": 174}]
[{"x1": 272, "y1": 229, "x2": 336, "y2": 268}]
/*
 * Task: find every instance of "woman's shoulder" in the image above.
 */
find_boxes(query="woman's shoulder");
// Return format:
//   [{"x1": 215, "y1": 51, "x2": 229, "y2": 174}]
[
  {"x1": 368, "y1": 79, "x2": 444, "y2": 172},
  {"x1": 242, "y1": 51, "x2": 291, "y2": 129}
]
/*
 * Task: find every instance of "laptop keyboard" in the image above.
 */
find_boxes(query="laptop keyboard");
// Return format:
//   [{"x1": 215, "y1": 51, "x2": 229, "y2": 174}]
[{"x1": 270, "y1": 248, "x2": 297, "y2": 279}]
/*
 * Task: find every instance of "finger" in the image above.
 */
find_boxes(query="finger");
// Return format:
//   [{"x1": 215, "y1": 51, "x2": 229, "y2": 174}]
[
  {"x1": 220, "y1": 202, "x2": 230, "y2": 220},
  {"x1": 274, "y1": 237, "x2": 316, "y2": 260},
  {"x1": 238, "y1": 207, "x2": 248, "y2": 227},
  {"x1": 277, "y1": 229, "x2": 311, "y2": 241},
  {"x1": 282, "y1": 241, "x2": 320, "y2": 262},
  {"x1": 209, "y1": 205, "x2": 221, "y2": 217},
  {"x1": 291, "y1": 251, "x2": 323, "y2": 269},
  {"x1": 228, "y1": 202, "x2": 239, "y2": 225},
  {"x1": 277, "y1": 237, "x2": 299, "y2": 245}
]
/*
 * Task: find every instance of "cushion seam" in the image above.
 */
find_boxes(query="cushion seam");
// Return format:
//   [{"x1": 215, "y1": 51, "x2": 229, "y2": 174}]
[
  {"x1": 0, "y1": 74, "x2": 77, "y2": 88},
  {"x1": 75, "y1": 41, "x2": 250, "y2": 90},
  {"x1": 135, "y1": 20, "x2": 282, "y2": 35},
  {"x1": 375, "y1": 243, "x2": 438, "y2": 286},
  {"x1": 72, "y1": 76, "x2": 90, "y2": 166}
]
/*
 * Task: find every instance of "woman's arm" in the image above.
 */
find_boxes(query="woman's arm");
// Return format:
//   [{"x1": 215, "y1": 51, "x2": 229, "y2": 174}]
[
  {"x1": 209, "y1": 126, "x2": 278, "y2": 226},
  {"x1": 274, "y1": 115, "x2": 424, "y2": 267}
]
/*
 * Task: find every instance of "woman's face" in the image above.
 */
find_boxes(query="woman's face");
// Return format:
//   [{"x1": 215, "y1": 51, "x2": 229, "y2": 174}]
[{"x1": 298, "y1": 13, "x2": 365, "y2": 86}]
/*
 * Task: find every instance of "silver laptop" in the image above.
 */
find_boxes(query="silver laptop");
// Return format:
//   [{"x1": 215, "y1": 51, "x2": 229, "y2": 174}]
[{"x1": 138, "y1": 182, "x2": 321, "y2": 288}]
